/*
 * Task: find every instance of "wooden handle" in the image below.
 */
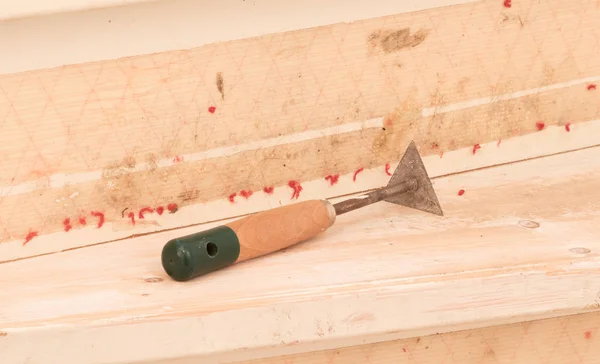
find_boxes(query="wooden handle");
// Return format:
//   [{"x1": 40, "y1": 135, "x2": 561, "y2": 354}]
[{"x1": 226, "y1": 200, "x2": 336, "y2": 262}]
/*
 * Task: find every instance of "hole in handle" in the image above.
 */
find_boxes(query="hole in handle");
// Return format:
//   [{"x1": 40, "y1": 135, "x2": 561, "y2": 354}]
[{"x1": 206, "y1": 242, "x2": 218, "y2": 257}]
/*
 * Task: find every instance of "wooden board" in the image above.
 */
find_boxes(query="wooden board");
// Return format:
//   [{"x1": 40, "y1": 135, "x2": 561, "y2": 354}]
[
  {"x1": 235, "y1": 311, "x2": 600, "y2": 364},
  {"x1": 2, "y1": 146, "x2": 599, "y2": 364},
  {"x1": 0, "y1": 0, "x2": 476, "y2": 73},
  {"x1": 2, "y1": 1, "x2": 600, "y2": 362},
  {"x1": 0, "y1": 0, "x2": 152, "y2": 21},
  {"x1": 0, "y1": 0, "x2": 599, "y2": 261}
]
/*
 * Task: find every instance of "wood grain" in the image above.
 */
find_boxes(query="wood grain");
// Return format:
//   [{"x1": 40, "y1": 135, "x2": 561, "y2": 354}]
[
  {"x1": 0, "y1": 0, "x2": 599, "y2": 259},
  {"x1": 1, "y1": 146, "x2": 599, "y2": 363},
  {"x1": 0, "y1": 0, "x2": 475, "y2": 71},
  {"x1": 2, "y1": 115, "x2": 599, "y2": 262},
  {"x1": 227, "y1": 200, "x2": 336, "y2": 262},
  {"x1": 234, "y1": 311, "x2": 600, "y2": 364}
]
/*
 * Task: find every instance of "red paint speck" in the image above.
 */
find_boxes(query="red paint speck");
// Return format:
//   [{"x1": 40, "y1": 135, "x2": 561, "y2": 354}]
[
  {"x1": 156, "y1": 206, "x2": 165, "y2": 215},
  {"x1": 228, "y1": 193, "x2": 237, "y2": 203},
  {"x1": 585, "y1": 331, "x2": 592, "y2": 339},
  {"x1": 138, "y1": 207, "x2": 154, "y2": 219},
  {"x1": 325, "y1": 174, "x2": 340, "y2": 186},
  {"x1": 63, "y1": 218, "x2": 72, "y2": 232},
  {"x1": 167, "y1": 203, "x2": 178, "y2": 213},
  {"x1": 240, "y1": 190, "x2": 253, "y2": 199},
  {"x1": 439, "y1": 151, "x2": 444, "y2": 158},
  {"x1": 587, "y1": 84, "x2": 597, "y2": 90},
  {"x1": 128, "y1": 211, "x2": 135, "y2": 225},
  {"x1": 536, "y1": 121, "x2": 545, "y2": 131},
  {"x1": 472, "y1": 144, "x2": 481, "y2": 155},
  {"x1": 208, "y1": 106, "x2": 216, "y2": 113},
  {"x1": 503, "y1": 0, "x2": 511, "y2": 8},
  {"x1": 23, "y1": 231, "x2": 38, "y2": 245},
  {"x1": 263, "y1": 186, "x2": 274, "y2": 194},
  {"x1": 78, "y1": 216, "x2": 87, "y2": 226},
  {"x1": 172, "y1": 155, "x2": 184, "y2": 163},
  {"x1": 458, "y1": 189, "x2": 465, "y2": 196},
  {"x1": 385, "y1": 163, "x2": 392, "y2": 176},
  {"x1": 288, "y1": 180, "x2": 303, "y2": 200},
  {"x1": 353, "y1": 167, "x2": 364, "y2": 182},
  {"x1": 402, "y1": 348, "x2": 407, "y2": 353},
  {"x1": 90, "y1": 211, "x2": 105, "y2": 228},
  {"x1": 565, "y1": 123, "x2": 571, "y2": 132},
  {"x1": 497, "y1": 139, "x2": 502, "y2": 147}
]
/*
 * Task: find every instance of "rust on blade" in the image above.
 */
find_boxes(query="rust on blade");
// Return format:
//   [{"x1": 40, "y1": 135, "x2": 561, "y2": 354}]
[{"x1": 332, "y1": 141, "x2": 443, "y2": 216}]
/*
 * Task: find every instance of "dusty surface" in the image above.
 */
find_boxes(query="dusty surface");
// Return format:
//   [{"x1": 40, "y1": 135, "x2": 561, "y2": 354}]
[{"x1": 0, "y1": 0, "x2": 598, "y2": 250}]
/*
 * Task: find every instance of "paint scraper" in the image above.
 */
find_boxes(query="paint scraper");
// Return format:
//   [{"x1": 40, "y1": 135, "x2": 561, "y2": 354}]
[{"x1": 161, "y1": 141, "x2": 443, "y2": 281}]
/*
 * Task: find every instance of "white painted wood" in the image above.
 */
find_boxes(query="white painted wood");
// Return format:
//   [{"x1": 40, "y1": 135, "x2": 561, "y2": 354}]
[
  {"x1": 1, "y1": 146, "x2": 599, "y2": 364},
  {"x1": 0, "y1": 0, "x2": 153, "y2": 20},
  {"x1": 0, "y1": 0, "x2": 477, "y2": 74},
  {"x1": 231, "y1": 313, "x2": 600, "y2": 364}
]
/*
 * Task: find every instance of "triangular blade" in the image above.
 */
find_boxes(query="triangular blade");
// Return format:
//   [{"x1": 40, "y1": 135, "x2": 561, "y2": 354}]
[{"x1": 384, "y1": 141, "x2": 444, "y2": 216}]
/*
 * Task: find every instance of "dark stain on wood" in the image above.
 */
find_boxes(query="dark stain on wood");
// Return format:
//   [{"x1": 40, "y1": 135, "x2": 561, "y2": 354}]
[
  {"x1": 216, "y1": 72, "x2": 224, "y2": 100},
  {"x1": 179, "y1": 189, "x2": 200, "y2": 202},
  {"x1": 144, "y1": 277, "x2": 163, "y2": 283},
  {"x1": 368, "y1": 28, "x2": 429, "y2": 53}
]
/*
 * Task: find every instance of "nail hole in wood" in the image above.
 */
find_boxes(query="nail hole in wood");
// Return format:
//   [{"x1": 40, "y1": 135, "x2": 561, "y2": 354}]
[
  {"x1": 569, "y1": 247, "x2": 591, "y2": 255},
  {"x1": 519, "y1": 220, "x2": 540, "y2": 229}
]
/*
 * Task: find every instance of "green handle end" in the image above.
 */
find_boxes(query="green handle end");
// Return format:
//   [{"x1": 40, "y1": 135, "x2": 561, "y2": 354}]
[{"x1": 161, "y1": 225, "x2": 241, "y2": 281}]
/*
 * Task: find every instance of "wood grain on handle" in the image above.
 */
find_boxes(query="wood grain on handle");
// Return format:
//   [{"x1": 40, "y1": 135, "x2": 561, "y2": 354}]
[{"x1": 226, "y1": 200, "x2": 336, "y2": 262}]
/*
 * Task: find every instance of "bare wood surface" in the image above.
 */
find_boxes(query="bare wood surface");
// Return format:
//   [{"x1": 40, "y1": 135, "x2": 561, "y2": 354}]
[
  {"x1": 1, "y1": 146, "x2": 599, "y2": 364},
  {"x1": 0, "y1": 0, "x2": 599, "y2": 260},
  {"x1": 233, "y1": 312, "x2": 600, "y2": 364},
  {"x1": 2, "y1": 115, "x2": 599, "y2": 262}
]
